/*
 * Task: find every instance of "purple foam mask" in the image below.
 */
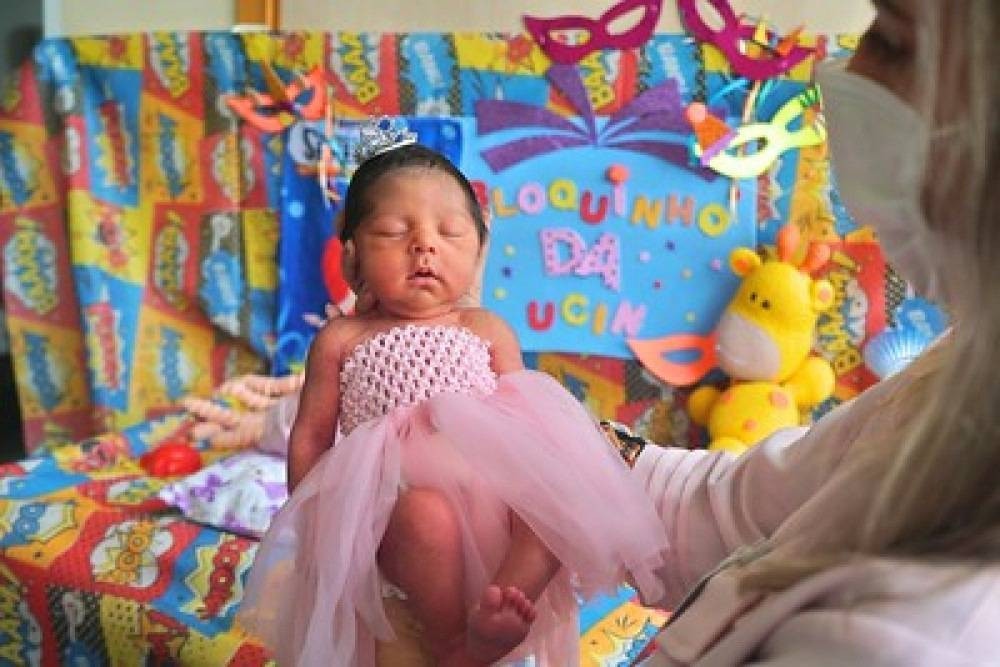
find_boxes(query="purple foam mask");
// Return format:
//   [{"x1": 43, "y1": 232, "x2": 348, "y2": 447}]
[
  {"x1": 677, "y1": 0, "x2": 813, "y2": 80},
  {"x1": 523, "y1": 0, "x2": 663, "y2": 65}
]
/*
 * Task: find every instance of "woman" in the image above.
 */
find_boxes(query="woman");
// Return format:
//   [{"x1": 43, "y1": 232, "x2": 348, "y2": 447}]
[{"x1": 613, "y1": 0, "x2": 1000, "y2": 663}]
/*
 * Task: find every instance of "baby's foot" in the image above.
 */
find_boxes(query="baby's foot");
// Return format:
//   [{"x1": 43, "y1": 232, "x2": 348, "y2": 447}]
[{"x1": 466, "y1": 585, "x2": 536, "y2": 663}]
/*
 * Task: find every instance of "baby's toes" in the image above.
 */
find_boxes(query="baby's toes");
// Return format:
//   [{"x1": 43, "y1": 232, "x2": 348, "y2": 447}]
[
  {"x1": 481, "y1": 584, "x2": 504, "y2": 612},
  {"x1": 504, "y1": 587, "x2": 536, "y2": 621}
]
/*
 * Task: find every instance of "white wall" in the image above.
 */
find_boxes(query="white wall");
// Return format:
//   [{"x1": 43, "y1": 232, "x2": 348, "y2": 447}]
[
  {"x1": 44, "y1": 0, "x2": 233, "y2": 37},
  {"x1": 47, "y1": 0, "x2": 873, "y2": 37},
  {"x1": 290, "y1": 0, "x2": 873, "y2": 34}
]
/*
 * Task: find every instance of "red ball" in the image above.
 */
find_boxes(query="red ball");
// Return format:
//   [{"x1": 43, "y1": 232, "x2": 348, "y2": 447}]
[{"x1": 140, "y1": 440, "x2": 202, "y2": 477}]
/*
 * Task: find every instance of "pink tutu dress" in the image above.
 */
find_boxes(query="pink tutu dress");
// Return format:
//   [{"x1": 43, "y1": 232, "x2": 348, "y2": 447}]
[{"x1": 239, "y1": 324, "x2": 669, "y2": 665}]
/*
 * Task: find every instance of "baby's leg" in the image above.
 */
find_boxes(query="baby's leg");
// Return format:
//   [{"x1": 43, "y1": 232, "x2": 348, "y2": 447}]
[
  {"x1": 464, "y1": 514, "x2": 561, "y2": 664},
  {"x1": 378, "y1": 488, "x2": 468, "y2": 661}
]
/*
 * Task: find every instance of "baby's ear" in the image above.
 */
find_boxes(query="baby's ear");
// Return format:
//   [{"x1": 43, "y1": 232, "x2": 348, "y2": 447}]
[
  {"x1": 333, "y1": 210, "x2": 347, "y2": 236},
  {"x1": 340, "y1": 239, "x2": 360, "y2": 289},
  {"x1": 336, "y1": 236, "x2": 377, "y2": 314}
]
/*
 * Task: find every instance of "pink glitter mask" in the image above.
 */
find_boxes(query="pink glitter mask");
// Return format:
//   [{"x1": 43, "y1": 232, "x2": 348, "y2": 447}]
[
  {"x1": 523, "y1": 0, "x2": 663, "y2": 65},
  {"x1": 677, "y1": 0, "x2": 813, "y2": 80}
]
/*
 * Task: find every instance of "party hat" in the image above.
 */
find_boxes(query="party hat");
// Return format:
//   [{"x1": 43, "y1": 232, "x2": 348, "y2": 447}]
[
  {"x1": 686, "y1": 102, "x2": 737, "y2": 164},
  {"x1": 776, "y1": 26, "x2": 805, "y2": 57}
]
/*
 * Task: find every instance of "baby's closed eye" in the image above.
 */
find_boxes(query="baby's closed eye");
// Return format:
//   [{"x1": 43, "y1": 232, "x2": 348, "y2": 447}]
[
  {"x1": 370, "y1": 223, "x2": 408, "y2": 237},
  {"x1": 439, "y1": 220, "x2": 474, "y2": 238}
]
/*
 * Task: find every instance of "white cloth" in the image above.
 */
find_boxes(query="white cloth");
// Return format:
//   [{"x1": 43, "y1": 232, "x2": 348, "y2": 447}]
[{"x1": 635, "y1": 366, "x2": 1000, "y2": 665}]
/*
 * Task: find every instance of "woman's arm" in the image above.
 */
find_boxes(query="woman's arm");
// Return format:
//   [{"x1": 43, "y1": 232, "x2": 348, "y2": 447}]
[
  {"x1": 610, "y1": 384, "x2": 884, "y2": 609},
  {"x1": 287, "y1": 321, "x2": 348, "y2": 492},
  {"x1": 641, "y1": 559, "x2": 997, "y2": 666},
  {"x1": 631, "y1": 427, "x2": 806, "y2": 607}
]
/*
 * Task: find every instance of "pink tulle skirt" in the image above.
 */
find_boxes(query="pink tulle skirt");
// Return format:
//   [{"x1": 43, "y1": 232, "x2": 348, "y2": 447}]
[{"x1": 238, "y1": 370, "x2": 668, "y2": 666}]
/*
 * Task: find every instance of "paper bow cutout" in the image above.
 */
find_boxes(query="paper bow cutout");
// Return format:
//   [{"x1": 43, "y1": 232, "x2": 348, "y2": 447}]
[
  {"x1": 522, "y1": 0, "x2": 663, "y2": 65},
  {"x1": 226, "y1": 65, "x2": 327, "y2": 134},
  {"x1": 678, "y1": 0, "x2": 813, "y2": 80},
  {"x1": 690, "y1": 86, "x2": 826, "y2": 178},
  {"x1": 476, "y1": 64, "x2": 716, "y2": 179}
]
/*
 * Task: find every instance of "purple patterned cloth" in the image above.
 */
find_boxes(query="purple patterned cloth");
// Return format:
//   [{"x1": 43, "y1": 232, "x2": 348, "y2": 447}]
[{"x1": 159, "y1": 451, "x2": 288, "y2": 538}]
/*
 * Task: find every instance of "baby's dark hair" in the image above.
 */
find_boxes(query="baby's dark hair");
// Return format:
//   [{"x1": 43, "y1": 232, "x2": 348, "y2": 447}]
[{"x1": 340, "y1": 143, "x2": 488, "y2": 244}]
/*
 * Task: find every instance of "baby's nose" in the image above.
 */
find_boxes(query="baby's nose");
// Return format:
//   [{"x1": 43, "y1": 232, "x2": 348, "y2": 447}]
[{"x1": 410, "y1": 234, "x2": 437, "y2": 254}]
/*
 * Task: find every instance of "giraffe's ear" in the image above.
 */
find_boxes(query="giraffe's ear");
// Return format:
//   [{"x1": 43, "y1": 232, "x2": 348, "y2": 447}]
[
  {"x1": 730, "y1": 248, "x2": 761, "y2": 277},
  {"x1": 811, "y1": 278, "x2": 835, "y2": 312}
]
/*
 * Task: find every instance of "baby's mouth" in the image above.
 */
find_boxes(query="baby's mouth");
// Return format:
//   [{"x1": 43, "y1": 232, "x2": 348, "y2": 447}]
[{"x1": 408, "y1": 267, "x2": 438, "y2": 280}]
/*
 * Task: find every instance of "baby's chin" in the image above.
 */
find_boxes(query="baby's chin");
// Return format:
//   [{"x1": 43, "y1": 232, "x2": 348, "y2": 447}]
[{"x1": 377, "y1": 296, "x2": 463, "y2": 320}]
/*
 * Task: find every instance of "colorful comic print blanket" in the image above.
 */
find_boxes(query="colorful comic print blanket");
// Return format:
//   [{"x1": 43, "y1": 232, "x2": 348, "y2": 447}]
[{"x1": 0, "y1": 414, "x2": 665, "y2": 665}]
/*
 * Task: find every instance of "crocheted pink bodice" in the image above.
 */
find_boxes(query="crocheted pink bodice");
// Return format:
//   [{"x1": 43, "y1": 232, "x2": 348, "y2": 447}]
[{"x1": 339, "y1": 325, "x2": 498, "y2": 434}]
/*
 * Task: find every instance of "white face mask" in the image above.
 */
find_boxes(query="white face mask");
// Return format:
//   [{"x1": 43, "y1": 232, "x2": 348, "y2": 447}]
[{"x1": 816, "y1": 61, "x2": 945, "y2": 302}]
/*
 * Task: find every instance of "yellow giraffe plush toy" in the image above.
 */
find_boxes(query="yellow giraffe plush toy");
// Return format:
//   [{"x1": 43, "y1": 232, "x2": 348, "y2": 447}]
[{"x1": 687, "y1": 225, "x2": 836, "y2": 454}]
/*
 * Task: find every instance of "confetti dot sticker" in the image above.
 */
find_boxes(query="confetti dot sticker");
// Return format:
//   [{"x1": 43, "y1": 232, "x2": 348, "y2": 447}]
[
  {"x1": 665, "y1": 240, "x2": 676, "y2": 251},
  {"x1": 653, "y1": 280, "x2": 662, "y2": 289},
  {"x1": 638, "y1": 250, "x2": 651, "y2": 263},
  {"x1": 501, "y1": 267, "x2": 513, "y2": 278},
  {"x1": 686, "y1": 312, "x2": 697, "y2": 323},
  {"x1": 288, "y1": 201, "x2": 305, "y2": 218},
  {"x1": 607, "y1": 164, "x2": 630, "y2": 183},
  {"x1": 494, "y1": 288, "x2": 507, "y2": 300},
  {"x1": 681, "y1": 268, "x2": 693, "y2": 279},
  {"x1": 504, "y1": 245, "x2": 517, "y2": 257},
  {"x1": 710, "y1": 258, "x2": 723, "y2": 271}
]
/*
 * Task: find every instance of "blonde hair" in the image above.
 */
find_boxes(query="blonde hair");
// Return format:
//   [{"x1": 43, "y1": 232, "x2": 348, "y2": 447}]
[{"x1": 742, "y1": 0, "x2": 1000, "y2": 591}]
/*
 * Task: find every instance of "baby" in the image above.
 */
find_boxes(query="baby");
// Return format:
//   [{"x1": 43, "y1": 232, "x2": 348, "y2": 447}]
[{"x1": 239, "y1": 119, "x2": 668, "y2": 666}]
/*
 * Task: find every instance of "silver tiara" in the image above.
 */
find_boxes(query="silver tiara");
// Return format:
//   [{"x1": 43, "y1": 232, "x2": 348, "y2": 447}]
[{"x1": 354, "y1": 116, "x2": 418, "y2": 164}]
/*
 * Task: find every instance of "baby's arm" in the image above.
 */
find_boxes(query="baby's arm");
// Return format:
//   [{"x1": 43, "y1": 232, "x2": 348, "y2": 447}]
[
  {"x1": 287, "y1": 320, "x2": 349, "y2": 492},
  {"x1": 462, "y1": 309, "x2": 524, "y2": 375}
]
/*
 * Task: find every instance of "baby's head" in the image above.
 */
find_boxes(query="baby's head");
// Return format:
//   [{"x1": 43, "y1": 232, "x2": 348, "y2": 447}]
[
  {"x1": 339, "y1": 142, "x2": 489, "y2": 317},
  {"x1": 340, "y1": 143, "x2": 487, "y2": 245}
]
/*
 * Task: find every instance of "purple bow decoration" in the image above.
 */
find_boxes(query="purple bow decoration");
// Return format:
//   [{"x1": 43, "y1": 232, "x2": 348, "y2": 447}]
[{"x1": 475, "y1": 64, "x2": 717, "y2": 180}]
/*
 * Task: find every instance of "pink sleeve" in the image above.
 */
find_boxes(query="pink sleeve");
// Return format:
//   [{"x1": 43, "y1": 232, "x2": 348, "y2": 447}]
[
  {"x1": 631, "y1": 395, "x2": 868, "y2": 608},
  {"x1": 642, "y1": 560, "x2": 1000, "y2": 665},
  {"x1": 747, "y1": 567, "x2": 1000, "y2": 666},
  {"x1": 747, "y1": 607, "x2": 982, "y2": 666}
]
